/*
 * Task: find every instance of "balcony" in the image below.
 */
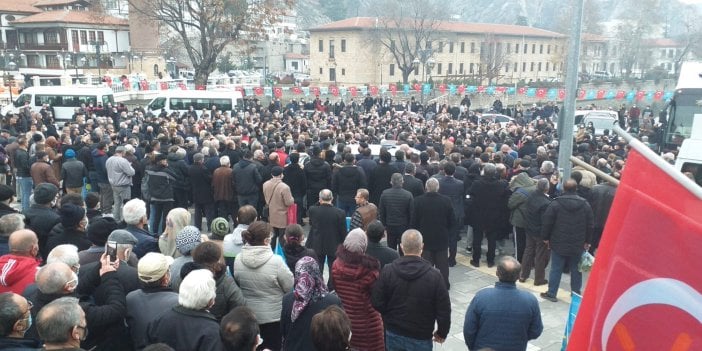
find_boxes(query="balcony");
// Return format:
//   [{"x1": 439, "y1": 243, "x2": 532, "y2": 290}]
[{"x1": 20, "y1": 43, "x2": 69, "y2": 51}]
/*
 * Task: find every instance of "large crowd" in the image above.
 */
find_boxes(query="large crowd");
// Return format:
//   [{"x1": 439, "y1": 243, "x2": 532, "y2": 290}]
[{"x1": 0, "y1": 93, "x2": 666, "y2": 350}]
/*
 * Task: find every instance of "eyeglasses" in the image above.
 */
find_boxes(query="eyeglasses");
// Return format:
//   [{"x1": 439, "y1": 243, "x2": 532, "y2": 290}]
[{"x1": 22, "y1": 300, "x2": 33, "y2": 316}]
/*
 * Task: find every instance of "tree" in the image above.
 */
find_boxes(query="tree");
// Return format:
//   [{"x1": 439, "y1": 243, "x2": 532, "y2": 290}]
[
  {"x1": 615, "y1": 0, "x2": 661, "y2": 78},
  {"x1": 673, "y1": 5, "x2": 702, "y2": 74},
  {"x1": 479, "y1": 33, "x2": 510, "y2": 85},
  {"x1": 320, "y1": 0, "x2": 349, "y2": 21},
  {"x1": 128, "y1": 0, "x2": 292, "y2": 86},
  {"x1": 367, "y1": 0, "x2": 448, "y2": 84}
]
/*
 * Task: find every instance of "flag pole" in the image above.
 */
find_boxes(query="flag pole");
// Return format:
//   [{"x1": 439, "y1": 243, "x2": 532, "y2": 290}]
[
  {"x1": 613, "y1": 125, "x2": 702, "y2": 198},
  {"x1": 569, "y1": 156, "x2": 619, "y2": 186}
]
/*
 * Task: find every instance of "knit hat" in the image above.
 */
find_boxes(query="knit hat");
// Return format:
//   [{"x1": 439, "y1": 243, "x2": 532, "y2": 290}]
[
  {"x1": 343, "y1": 228, "x2": 368, "y2": 254},
  {"x1": 87, "y1": 217, "x2": 119, "y2": 246},
  {"x1": 60, "y1": 204, "x2": 86, "y2": 228},
  {"x1": 0, "y1": 184, "x2": 14, "y2": 202},
  {"x1": 34, "y1": 183, "x2": 58, "y2": 205},
  {"x1": 138, "y1": 252, "x2": 174, "y2": 283},
  {"x1": 210, "y1": 218, "x2": 230, "y2": 240},
  {"x1": 65, "y1": 149, "x2": 76, "y2": 159},
  {"x1": 108, "y1": 229, "x2": 138, "y2": 245},
  {"x1": 176, "y1": 225, "x2": 202, "y2": 255}
]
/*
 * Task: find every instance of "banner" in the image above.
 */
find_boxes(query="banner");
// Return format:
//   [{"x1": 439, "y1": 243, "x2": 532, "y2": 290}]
[
  {"x1": 562, "y1": 293, "x2": 583, "y2": 351},
  {"x1": 568, "y1": 137, "x2": 702, "y2": 350}
]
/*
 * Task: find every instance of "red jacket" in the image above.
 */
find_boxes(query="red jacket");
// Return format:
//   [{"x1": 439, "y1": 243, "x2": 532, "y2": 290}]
[
  {"x1": 0, "y1": 254, "x2": 41, "y2": 294},
  {"x1": 332, "y1": 246, "x2": 384, "y2": 351}
]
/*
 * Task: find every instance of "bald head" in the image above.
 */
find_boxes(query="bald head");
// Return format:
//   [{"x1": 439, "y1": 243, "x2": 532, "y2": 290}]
[
  {"x1": 496, "y1": 256, "x2": 521, "y2": 283},
  {"x1": 400, "y1": 230, "x2": 423, "y2": 256},
  {"x1": 319, "y1": 189, "x2": 333, "y2": 203},
  {"x1": 8, "y1": 230, "x2": 38, "y2": 256},
  {"x1": 36, "y1": 262, "x2": 76, "y2": 295},
  {"x1": 563, "y1": 179, "x2": 578, "y2": 193}
]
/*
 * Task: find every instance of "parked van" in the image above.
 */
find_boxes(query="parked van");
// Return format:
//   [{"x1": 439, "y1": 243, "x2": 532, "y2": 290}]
[
  {"x1": 574, "y1": 110, "x2": 618, "y2": 136},
  {"x1": 146, "y1": 90, "x2": 244, "y2": 116},
  {"x1": 0, "y1": 86, "x2": 115, "y2": 122},
  {"x1": 675, "y1": 117, "x2": 702, "y2": 186}
]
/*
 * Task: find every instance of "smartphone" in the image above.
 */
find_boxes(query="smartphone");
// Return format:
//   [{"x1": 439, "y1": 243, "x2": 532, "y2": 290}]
[{"x1": 106, "y1": 241, "x2": 118, "y2": 262}]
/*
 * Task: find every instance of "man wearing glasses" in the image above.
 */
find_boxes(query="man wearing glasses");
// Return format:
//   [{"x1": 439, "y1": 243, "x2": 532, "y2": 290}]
[{"x1": 0, "y1": 292, "x2": 42, "y2": 349}]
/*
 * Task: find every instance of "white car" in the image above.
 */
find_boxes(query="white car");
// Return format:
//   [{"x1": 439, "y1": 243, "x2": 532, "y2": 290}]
[
  {"x1": 574, "y1": 110, "x2": 618, "y2": 136},
  {"x1": 478, "y1": 113, "x2": 516, "y2": 128}
]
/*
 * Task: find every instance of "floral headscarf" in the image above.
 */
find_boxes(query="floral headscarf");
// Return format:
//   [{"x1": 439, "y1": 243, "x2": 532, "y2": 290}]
[{"x1": 291, "y1": 256, "x2": 327, "y2": 322}]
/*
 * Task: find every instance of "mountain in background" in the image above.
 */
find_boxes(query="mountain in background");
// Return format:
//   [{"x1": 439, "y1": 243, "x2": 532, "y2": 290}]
[{"x1": 295, "y1": 0, "x2": 702, "y2": 38}]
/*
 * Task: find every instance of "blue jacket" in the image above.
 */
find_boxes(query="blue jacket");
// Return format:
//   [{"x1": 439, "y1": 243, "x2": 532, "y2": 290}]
[{"x1": 463, "y1": 282, "x2": 543, "y2": 351}]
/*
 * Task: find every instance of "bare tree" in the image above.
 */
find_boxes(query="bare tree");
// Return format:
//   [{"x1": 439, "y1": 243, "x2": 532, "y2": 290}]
[
  {"x1": 673, "y1": 5, "x2": 702, "y2": 75},
  {"x1": 128, "y1": 0, "x2": 292, "y2": 86},
  {"x1": 479, "y1": 33, "x2": 510, "y2": 85},
  {"x1": 615, "y1": 0, "x2": 661, "y2": 78},
  {"x1": 367, "y1": 0, "x2": 448, "y2": 84}
]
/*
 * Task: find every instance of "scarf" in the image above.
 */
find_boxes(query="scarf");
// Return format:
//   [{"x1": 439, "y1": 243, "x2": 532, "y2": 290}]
[{"x1": 291, "y1": 256, "x2": 327, "y2": 322}]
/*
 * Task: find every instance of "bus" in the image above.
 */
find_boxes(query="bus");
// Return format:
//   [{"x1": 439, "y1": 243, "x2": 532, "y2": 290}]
[
  {"x1": 665, "y1": 61, "x2": 702, "y2": 147},
  {"x1": 0, "y1": 86, "x2": 115, "y2": 122},
  {"x1": 146, "y1": 90, "x2": 244, "y2": 116}
]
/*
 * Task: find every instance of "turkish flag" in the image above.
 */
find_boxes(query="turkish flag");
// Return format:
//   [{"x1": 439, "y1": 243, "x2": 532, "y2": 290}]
[
  {"x1": 140, "y1": 80, "x2": 149, "y2": 90},
  {"x1": 370, "y1": 86, "x2": 379, "y2": 96},
  {"x1": 518, "y1": 87, "x2": 527, "y2": 95},
  {"x1": 636, "y1": 90, "x2": 646, "y2": 101},
  {"x1": 349, "y1": 87, "x2": 357, "y2": 97},
  {"x1": 458, "y1": 85, "x2": 466, "y2": 94},
  {"x1": 496, "y1": 86, "x2": 507, "y2": 93},
  {"x1": 292, "y1": 87, "x2": 301, "y2": 95},
  {"x1": 159, "y1": 82, "x2": 168, "y2": 90},
  {"x1": 577, "y1": 89, "x2": 586, "y2": 99},
  {"x1": 389, "y1": 84, "x2": 397, "y2": 96},
  {"x1": 597, "y1": 90, "x2": 606, "y2": 99},
  {"x1": 254, "y1": 87, "x2": 263, "y2": 96},
  {"x1": 536, "y1": 88, "x2": 546, "y2": 98},
  {"x1": 330, "y1": 86, "x2": 339, "y2": 96},
  {"x1": 274, "y1": 87, "x2": 283, "y2": 98},
  {"x1": 438, "y1": 84, "x2": 446, "y2": 93},
  {"x1": 477, "y1": 85, "x2": 485, "y2": 93},
  {"x1": 413, "y1": 83, "x2": 421, "y2": 92},
  {"x1": 568, "y1": 144, "x2": 702, "y2": 350},
  {"x1": 615, "y1": 90, "x2": 626, "y2": 100},
  {"x1": 654, "y1": 91, "x2": 663, "y2": 100},
  {"x1": 558, "y1": 89, "x2": 566, "y2": 100},
  {"x1": 312, "y1": 87, "x2": 320, "y2": 96}
]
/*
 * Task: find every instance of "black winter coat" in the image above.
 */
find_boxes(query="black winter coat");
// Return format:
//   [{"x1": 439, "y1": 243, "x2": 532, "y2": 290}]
[
  {"x1": 232, "y1": 159, "x2": 262, "y2": 196},
  {"x1": 24, "y1": 205, "x2": 61, "y2": 259},
  {"x1": 146, "y1": 164, "x2": 176, "y2": 202},
  {"x1": 525, "y1": 191, "x2": 551, "y2": 238},
  {"x1": 283, "y1": 163, "x2": 307, "y2": 198},
  {"x1": 146, "y1": 306, "x2": 224, "y2": 351},
  {"x1": 470, "y1": 176, "x2": 510, "y2": 232},
  {"x1": 304, "y1": 157, "x2": 331, "y2": 195},
  {"x1": 542, "y1": 192, "x2": 594, "y2": 257},
  {"x1": 166, "y1": 154, "x2": 190, "y2": 190},
  {"x1": 412, "y1": 192, "x2": 455, "y2": 251},
  {"x1": 332, "y1": 165, "x2": 366, "y2": 203},
  {"x1": 378, "y1": 187, "x2": 413, "y2": 227},
  {"x1": 188, "y1": 164, "x2": 214, "y2": 204},
  {"x1": 368, "y1": 163, "x2": 396, "y2": 205},
  {"x1": 306, "y1": 204, "x2": 346, "y2": 256}
]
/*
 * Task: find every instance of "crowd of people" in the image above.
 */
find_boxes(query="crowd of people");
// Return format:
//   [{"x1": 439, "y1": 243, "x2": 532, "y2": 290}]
[{"x1": 0, "y1": 92, "x2": 658, "y2": 350}]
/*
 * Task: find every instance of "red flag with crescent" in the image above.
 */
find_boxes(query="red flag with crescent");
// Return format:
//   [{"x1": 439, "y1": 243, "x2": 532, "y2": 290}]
[
  {"x1": 389, "y1": 84, "x2": 397, "y2": 96},
  {"x1": 349, "y1": 87, "x2": 358, "y2": 97},
  {"x1": 369, "y1": 86, "x2": 378, "y2": 96},
  {"x1": 312, "y1": 87, "x2": 320, "y2": 96},
  {"x1": 536, "y1": 88, "x2": 546, "y2": 98},
  {"x1": 636, "y1": 90, "x2": 646, "y2": 101},
  {"x1": 274, "y1": 87, "x2": 283, "y2": 98},
  {"x1": 414, "y1": 83, "x2": 421, "y2": 92},
  {"x1": 577, "y1": 89, "x2": 586, "y2": 99},
  {"x1": 568, "y1": 140, "x2": 702, "y2": 350},
  {"x1": 597, "y1": 90, "x2": 606, "y2": 99},
  {"x1": 159, "y1": 82, "x2": 168, "y2": 90},
  {"x1": 292, "y1": 87, "x2": 302, "y2": 95},
  {"x1": 654, "y1": 91, "x2": 663, "y2": 100},
  {"x1": 438, "y1": 84, "x2": 446, "y2": 93},
  {"x1": 615, "y1": 90, "x2": 626, "y2": 100},
  {"x1": 518, "y1": 87, "x2": 527, "y2": 95},
  {"x1": 330, "y1": 86, "x2": 339, "y2": 96},
  {"x1": 458, "y1": 85, "x2": 466, "y2": 94},
  {"x1": 140, "y1": 80, "x2": 149, "y2": 90},
  {"x1": 254, "y1": 87, "x2": 263, "y2": 96},
  {"x1": 558, "y1": 89, "x2": 566, "y2": 100},
  {"x1": 496, "y1": 86, "x2": 507, "y2": 93},
  {"x1": 195, "y1": 85, "x2": 206, "y2": 91},
  {"x1": 477, "y1": 86, "x2": 485, "y2": 93}
]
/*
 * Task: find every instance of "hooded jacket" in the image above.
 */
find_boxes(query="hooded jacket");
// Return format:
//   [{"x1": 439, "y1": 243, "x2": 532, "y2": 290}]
[
  {"x1": 232, "y1": 159, "x2": 262, "y2": 196},
  {"x1": 0, "y1": 254, "x2": 41, "y2": 294},
  {"x1": 332, "y1": 164, "x2": 366, "y2": 203},
  {"x1": 542, "y1": 192, "x2": 594, "y2": 256},
  {"x1": 507, "y1": 173, "x2": 537, "y2": 228},
  {"x1": 304, "y1": 157, "x2": 331, "y2": 194},
  {"x1": 371, "y1": 255, "x2": 451, "y2": 340},
  {"x1": 91, "y1": 149, "x2": 109, "y2": 183},
  {"x1": 233, "y1": 245, "x2": 293, "y2": 324}
]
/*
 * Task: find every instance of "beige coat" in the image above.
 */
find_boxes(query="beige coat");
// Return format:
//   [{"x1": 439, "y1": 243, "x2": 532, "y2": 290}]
[{"x1": 262, "y1": 177, "x2": 294, "y2": 229}]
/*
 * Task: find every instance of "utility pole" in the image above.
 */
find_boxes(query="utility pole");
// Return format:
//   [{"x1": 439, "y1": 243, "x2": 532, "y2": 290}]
[{"x1": 557, "y1": 0, "x2": 584, "y2": 183}]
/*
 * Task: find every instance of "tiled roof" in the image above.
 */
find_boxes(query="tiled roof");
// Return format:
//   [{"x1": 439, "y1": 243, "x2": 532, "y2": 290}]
[
  {"x1": 309, "y1": 17, "x2": 565, "y2": 38},
  {"x1": 0, "y1": 0, "x2": 42, "y2": 14},
  {"x1": 11, "y1": 10, "x2": 129, "y2": 26},
  {"x1": 643, "y1": 38, "x2": 682, "y2": 47},
  {"x1": 285, "y1": 53, "x2": 308, "y2": 59}
]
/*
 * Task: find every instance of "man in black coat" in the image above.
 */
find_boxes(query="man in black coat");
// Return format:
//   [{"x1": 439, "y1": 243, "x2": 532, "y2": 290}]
[
  {"x1": 469, "y1": 163, "x2": 509, "y2": 268},
  {"x1": 540, "y1": 179, "x2": 594, "y2": 302},
  {"x1": 332, "y1": 152, "x2": 366, "y2": 217},
  {"x1": 23, "y1": 183, "x2": 60, "y2": 258},
  {"x1": 306, "y1": 189, "x2": 346, "y2": 279},
  {"x1": 303, "y1": 146, "x2": 331, "y2": 211},
  {"x1": 379, "y1": 173, "x2": 414, "y2": 251},
  {"x1": 368, "y1": 150, "x2": 397, "y2": 209},
  {"x1": 519, "y1": 178, "x2": 551, "y2": 286},
  {"x1": 402, "y1": 163, "x2": 424, "y2": 198},
  {"x1": 438, "y1": 162, "x2": 465, "y2": 267},
  {"x1": 364, "y1": 220, "x2": 399, "y2": 268},
  {"x1": 587, "y1": 180, "x2": 617, "y2": 255},
  {"x1": 412, "y1": 178, "x2": 454, "y2": 288},
  {"x1": 283, "y1": 153, "x2": 307, "y2": 225},
  {"x1": 189, "y1": 153, "x2": 215, "y2": 232},
  {"x1": 233, "y1": 150, "x2": 263, "y2": 208}
]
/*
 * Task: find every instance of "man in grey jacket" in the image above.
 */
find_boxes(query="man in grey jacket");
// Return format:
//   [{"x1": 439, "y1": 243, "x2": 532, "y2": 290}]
[
  {"x1": 379, "y1": 173, "x2": 414, "y2": 251},
  {"x1": 105, "y1": 146, "x2": 135, "y2": 222}
]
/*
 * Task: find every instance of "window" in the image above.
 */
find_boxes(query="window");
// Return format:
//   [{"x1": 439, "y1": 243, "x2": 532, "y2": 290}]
[
  {"x1": 546, "y1": 62, "x2": 550, "y2": 71},
  {"x1": 341, "y1": 68, "x2": 345, "y2": 75},
  {"x1": 540, "y1": 44, "x2": 543, "y2": 54},
  {"x1": 45, "y1": 55, "x2": 60, "y2": 68},
  {"x1": 532, "y1": 44, "x2": 536, "y2": 54},
  {"x1": 470, "y1": 63, "x2": 474, "y2": 73},
  {"x1": 538, "y1": 62, "x2": 542, "y2": 71},
  {"x1": 515, "y1": 43, "x2": 520, "y2": 53},
  {"x1": 390, "y1": 64, "x2": 395, "y2": 76},
  {"x1": 319, "y1": 67, "x2": 322, "y2": 74},
  {"x1": 71, "y1": 30, "x2": 78, "y2": 46},
  {"x1": 668, "y1": 49, "x2": 674, "y2": 58},
  {"x1": 505, "y1": 63, "x2": 509, "y2": 72},
  {"x1": 329, "y1": 40, "x2": 335, "y2": 58},
  {"x1": 612, "y1": 46, "x2": 617, "y2": 56},
  {"x1": 470, "y1": 42, "x2": 475, "y2": 53},
  {"x1": 531, "y1": 62, "x2": 535, "y2": 71},
  {"x1": 341, "y1": 39, "x2": 346, "y2": 52},
  {"x1": 661, "y1": 49, "x2": 666, "y2": 57},
  {"x1": 514, "y1": 62, "x2": 517, "y2": 71},
  {"x1": 169, "y1": 98, "x2": 232, "y2": 112},
  {"x1": 97, "y1": 31, "x2": 104, "y2": 44},
  {"x1": 459, "y1": 63, "x2": 464, "y2": 74},
  {"x1": 318, "y1": 40, "x2": 323, "y2": 52},
  {"x1": 506, "y1": 43, "x2": 511, "y2": 54},
  {"x1": 80, "y1": 31, "x2": 87, "y2": 45},
  {"x1": 448, "y1": 63, "x2": 453, "y2": 74},
  {"x1": 522, "y1": 62, "x2": 527, "y2": 71},
  {"x1": 89, "y1": 31, "x2": 96, "y2": 43},
  {"x1": 555, "y1": 45, "x2": 558, "y2": 54},
  {"x1": 44, "y1": 31, "x2": 58, "y2": 44},
  {"x1": 414, "y1": 66, "x2": 418, "y2": 75},
  {"x1": 437, "y1": 63, "x2": 442, "y2": 74},
  {"x1": 438, "y1": 42, "x2": 443, "y2": 53},
  {"x1": 460, "y1": 42, "x2": 465, "y2": 53},
  {"x1": 449, "y1": 42, "x2": 454, "y2": 53},
  {"x1": 426, "y1": 41, "x2": 432, "y2": 49},
  {"x1": 524, "y1": 44, "x2": 528, "y2": 54},
  {"x1": 36, "y1": 94, "x2": 98, "y2": 107},
  {"x1": 329, "y1": 68, "x2": 336, "y2": 82}
]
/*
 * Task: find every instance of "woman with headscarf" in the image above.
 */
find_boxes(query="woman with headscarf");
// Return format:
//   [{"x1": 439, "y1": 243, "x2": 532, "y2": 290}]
[
  {"x1": 331, "y1": 228, "x2": 384, "y2": 351},
  {"x1": 280, "y1": 256, "x2": 342, "y2": 351}
]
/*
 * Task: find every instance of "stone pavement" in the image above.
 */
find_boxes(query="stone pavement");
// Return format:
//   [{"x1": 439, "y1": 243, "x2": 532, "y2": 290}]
[{"x1": 437, "y1": 237, "x2": 591, "y2": 351}]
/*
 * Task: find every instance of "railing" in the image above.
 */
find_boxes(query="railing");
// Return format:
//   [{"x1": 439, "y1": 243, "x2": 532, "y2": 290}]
[{"x1": 20, "y1": 43, "x2": 69, "y2": 51}]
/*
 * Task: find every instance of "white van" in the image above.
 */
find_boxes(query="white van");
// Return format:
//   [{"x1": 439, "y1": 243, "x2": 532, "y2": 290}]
[
  {"x1": 146, "y1": 90, "x2": 244, "y2": 116},
  {"x1": 1, "y1": 86, "x2": 115, "y2": 122},
  {"x1": 574, "y1": 110, "x2": 618, "y2": 136}
]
